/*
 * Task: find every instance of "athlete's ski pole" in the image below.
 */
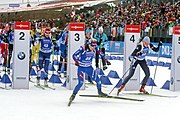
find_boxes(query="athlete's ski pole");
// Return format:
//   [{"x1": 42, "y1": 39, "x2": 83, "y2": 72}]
[
  {"x1": 4, "y1": 42, "x2": 9, "y2": 89},
  {"x1": 109, "y1": 67, "x2": 130, "y2": 95},
  {"x1": 109, "y1": 56, "x2": 136, "y2": 95},
  {"x1": 52, "y1": 43, "x2": 55, "y2": 87},
  {"x1": 150, "y1": 45, "x2": 161, "y2": 94}
]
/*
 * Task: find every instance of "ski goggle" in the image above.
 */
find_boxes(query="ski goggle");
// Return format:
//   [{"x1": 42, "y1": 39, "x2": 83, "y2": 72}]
[{"x1": 89, "y1": 42, "x2": 97, "y2": 48}]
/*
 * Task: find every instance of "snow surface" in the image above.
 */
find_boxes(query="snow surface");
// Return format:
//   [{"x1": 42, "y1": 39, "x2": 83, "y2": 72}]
[{"x1": 0, "y1": 56, "x2": 179, "y2": 120}]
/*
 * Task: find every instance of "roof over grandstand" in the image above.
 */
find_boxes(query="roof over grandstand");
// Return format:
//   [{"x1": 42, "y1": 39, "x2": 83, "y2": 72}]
[{"x1": 0, "y1": 0, "x2": 115, "y2": 13}]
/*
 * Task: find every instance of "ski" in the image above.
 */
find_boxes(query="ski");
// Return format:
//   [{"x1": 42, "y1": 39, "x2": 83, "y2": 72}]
[
  {"x1": 85, "y1": 83, "x2": 107, "y2": 88},
  {"x1": 79, "y1": 94, "x2": 144, "y2": 102},
  {"x1": 29, "y1": 80, "x2": 35, "y2": 83},
  {"x1": 44, "y1": 86, "x2": 56, "y2": 90},
  {"x1": 85, "y1": 82, "x2": 95, "y2": 85},
  {"x1": 126, "y1": 92, "x2": 177, "y2": 98},
  {"x1": 34, "y1": 85, "x2": 45, "y2": 90},
  {"x1": 0, "y1": 86, "x2": 6, "y2": 89},
  {"x1": 0, "y1": 86, "x2": 11, "y2": 90},
  {"x1": 34, "y1": 85, "x2": 55, "y2": 90}
]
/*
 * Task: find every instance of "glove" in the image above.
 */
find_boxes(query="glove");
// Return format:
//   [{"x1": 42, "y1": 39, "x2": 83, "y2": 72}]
[
  {"x1": 158, "y1": 41, "x2": 162, "y2": 47},
  {"x1": 136, "y1": 52, "x2": 143, "y2": 56},
  {"x1": 75, "y1": 60, "x2": 79, "y2": 66},
  {"x1": 129, "y1": 56, "x2": 136, "y2": 67},
  {"x1": 97, "y1": 50, "x2": 102, "y2": 55},
  {"x1": 128, "y1": 56, "x2": 134, "y2": 62}
]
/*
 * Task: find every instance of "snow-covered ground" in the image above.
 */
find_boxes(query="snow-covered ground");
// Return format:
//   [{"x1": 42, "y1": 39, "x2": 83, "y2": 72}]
[{"x1": 0, "y1": 55, "x2": 179, "y2": 120}]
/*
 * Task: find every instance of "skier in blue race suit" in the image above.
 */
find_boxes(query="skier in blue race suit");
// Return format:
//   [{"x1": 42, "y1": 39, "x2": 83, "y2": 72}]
[
  {"x1": 69, "y1": 38, "x2": 109, "y2": 104},
  {"x1": 7, "y1": 25, "x2": 14, "y2": 73},
  {"x1": 57, "y1": 24, "x2": 69, "y2": 77},
  {"x1": 117, "y1": 36, "x2": 162, "y2": 95},
  {"x1": 36, "y1": 29, "x2": 53, "y2": 87}
]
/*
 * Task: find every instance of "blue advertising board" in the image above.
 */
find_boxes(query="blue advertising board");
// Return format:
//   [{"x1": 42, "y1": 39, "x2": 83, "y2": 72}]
[{"x1": 105, "y1": 41, "x2": 172, "y2": 58}]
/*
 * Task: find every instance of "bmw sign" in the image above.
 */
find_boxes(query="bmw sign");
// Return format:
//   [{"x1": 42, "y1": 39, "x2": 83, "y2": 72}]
[
  {"x1": 177, "y1": 56, "x2": 180, "y2": 63},
  {"x1": 17, "y1": 52, "x2": 26, "y2": 60}
]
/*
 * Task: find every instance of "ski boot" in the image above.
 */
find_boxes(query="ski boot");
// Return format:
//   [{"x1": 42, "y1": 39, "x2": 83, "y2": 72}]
[
  {"x1": 68, "y1": 94, "x2": 76, "y2": 106},
  {"x1": 57, "y1": 71, "x2": 60, "y2": 75},
  {"x1": 36, "y1": 77, "x2": 40, "y2": 86},
  {"x1": 117, "y1": 84, "x2": 125, "y2": 96},
  {"x1": 44, "y1": 78, "x2": 48, "y2": 87},
  {"x1": 7, "y1": 68, "x2": 10, "y2": 74},
  {"x1": 57, "y1": 67, "x2": 61, "y2": 76},
  {"x1": 98, "y1": 90, "x2": 108, "y2": 97},
  {"x1": 29, "y1": 77, "x2": 34, "y2": 83},
  {"x1": 64, "y1": 71, "x2": 67, "y2": 78},
  {"x1": 103, "y1": 65, "x2": 107, "y2": 70},
  {"x1": 3, "y1": 67, "x2": 6, "y2": 71},
  {"x1": 139, "y1": 84, "x2": 149, "y2": 94}
]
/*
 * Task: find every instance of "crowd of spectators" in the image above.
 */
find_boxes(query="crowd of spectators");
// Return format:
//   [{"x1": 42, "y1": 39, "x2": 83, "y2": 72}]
[
  {"x1": 0, "y1": 1, "x2": 180, "y2": 43},
  {"x1": 69, "y1": 1, "x2": 180, "y2": 43}
]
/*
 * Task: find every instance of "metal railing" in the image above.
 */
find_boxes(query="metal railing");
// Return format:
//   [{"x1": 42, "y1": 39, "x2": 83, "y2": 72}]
[{"x1": 96, "y1": 26, "x2": 173, "y2": 43}]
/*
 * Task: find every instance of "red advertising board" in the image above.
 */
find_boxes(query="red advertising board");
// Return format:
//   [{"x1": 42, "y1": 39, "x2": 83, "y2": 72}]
[
  {"x1": 173, "y1": 26, "x2": 180, "y2": 34},
  {"x1": 125, "y1": 25, "x2": 140, "y2": 33},
  {"x1": 15, "y1": 22, "x2": 30, "y2": 30},
  {"x1": 69, "y1": 23, "x2": 85, "y2": 31}
]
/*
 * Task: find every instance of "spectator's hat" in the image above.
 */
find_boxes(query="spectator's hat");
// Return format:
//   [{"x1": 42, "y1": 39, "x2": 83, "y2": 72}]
[{"x1": 98, "y1": 26, "x2": 103, "y2": 32}]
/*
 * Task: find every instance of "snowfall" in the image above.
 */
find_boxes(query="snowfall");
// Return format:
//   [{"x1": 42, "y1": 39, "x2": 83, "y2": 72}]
[{"x1": 0, "y1": 54, "x2": 179, "y2": 120}]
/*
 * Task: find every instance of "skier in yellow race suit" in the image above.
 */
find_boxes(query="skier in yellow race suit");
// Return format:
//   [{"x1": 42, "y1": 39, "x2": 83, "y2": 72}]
[{"x1": 31, "y1": 29, "x2": 41, "y2": 66}]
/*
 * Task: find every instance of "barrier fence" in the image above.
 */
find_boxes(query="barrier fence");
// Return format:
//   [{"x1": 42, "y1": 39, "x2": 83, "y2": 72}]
[{"x1": 105, "y1": 41, "x2": 172, "y2": 58}]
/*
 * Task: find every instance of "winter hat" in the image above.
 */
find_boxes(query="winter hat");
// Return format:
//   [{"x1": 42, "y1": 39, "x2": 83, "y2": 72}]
[
  {"x1": 98, "y1": 26, "x2": 103, "y2": 32},
  {"x1": 143, "y1": 36, "x2": 150, "y2": 43}
]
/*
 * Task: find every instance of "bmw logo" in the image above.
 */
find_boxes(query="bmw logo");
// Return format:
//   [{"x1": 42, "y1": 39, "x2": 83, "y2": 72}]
[
  {"x1": 17, "y1": 52, "x2": 26, "y2": 60},
  {"x1": 177, "y1": 56, "x2": 180, "y2": 63}
]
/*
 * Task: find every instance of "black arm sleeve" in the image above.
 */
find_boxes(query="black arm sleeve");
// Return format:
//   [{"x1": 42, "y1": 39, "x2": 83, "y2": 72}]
[
  {"x1": 131, "y1": 44, "x2": 142, "y2": 56},
  {"x1": 150, "y1": 43, "x2": 159, "y2": 52}
]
